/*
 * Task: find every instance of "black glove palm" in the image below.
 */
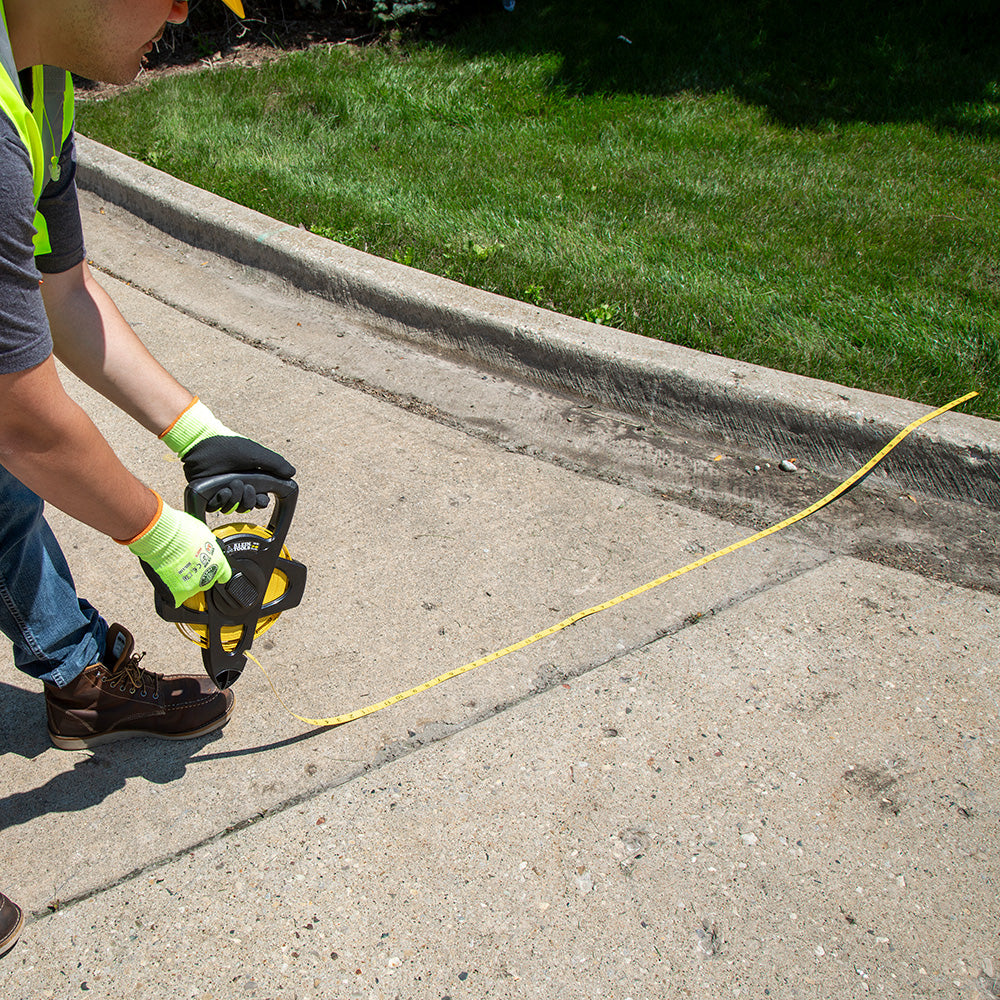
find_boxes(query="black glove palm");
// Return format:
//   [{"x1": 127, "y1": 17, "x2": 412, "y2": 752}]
[{"x1": 182, "y1": 436, "x2": 296, "y2": 513}]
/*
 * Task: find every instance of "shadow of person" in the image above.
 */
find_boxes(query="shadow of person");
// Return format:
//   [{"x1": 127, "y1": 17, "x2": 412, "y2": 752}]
[
  {"x1": 0, "y1": 680, "x2": 228, "y2": 834},
  {"x1": 0, "y1": 681, "x2": 52, "y2": 762}
]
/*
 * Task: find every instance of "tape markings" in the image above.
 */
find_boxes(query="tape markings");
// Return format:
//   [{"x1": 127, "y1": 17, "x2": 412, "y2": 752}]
[{"x1": 257, "y1": 392, "x2": 978, "y2": 729}]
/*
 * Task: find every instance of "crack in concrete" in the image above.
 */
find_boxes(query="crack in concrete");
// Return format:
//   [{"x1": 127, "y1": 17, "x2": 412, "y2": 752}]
[{"x1": 24, "y1": 554, "x2": 828, "y2": 924}]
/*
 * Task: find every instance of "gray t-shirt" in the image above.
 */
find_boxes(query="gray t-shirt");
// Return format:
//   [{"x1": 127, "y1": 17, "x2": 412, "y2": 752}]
[{"x1": 0, "y1": 76, "x2": 86, "y2": 375}]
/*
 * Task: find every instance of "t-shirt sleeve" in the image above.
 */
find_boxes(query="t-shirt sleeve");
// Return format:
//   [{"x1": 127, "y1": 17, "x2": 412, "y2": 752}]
[
  {"x1": 35, "y1": 130, "x2": 86, "y2": 275},
  {"x1": 0, "y1": 116, "x2": 53, "y2": 375}
]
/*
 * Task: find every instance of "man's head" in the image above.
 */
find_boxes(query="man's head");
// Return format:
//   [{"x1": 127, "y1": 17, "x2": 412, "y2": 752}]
[{"x1": 6, "y1": 0, "x2": 244, "y2": 86}]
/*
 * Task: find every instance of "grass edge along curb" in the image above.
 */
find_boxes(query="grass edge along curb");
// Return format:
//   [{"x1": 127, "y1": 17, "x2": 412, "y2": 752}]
[{"x1": 75, "y1": 135, "x2": 1000, "y2": 512}]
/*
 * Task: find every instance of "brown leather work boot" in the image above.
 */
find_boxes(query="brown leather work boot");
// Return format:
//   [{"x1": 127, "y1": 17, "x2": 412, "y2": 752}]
[
  {"x1": 0, "y1": 892, "x2": 23, "y2": 958},
  {"x1": 45, "y1": 624, "x2": 234, "y2": 750}
]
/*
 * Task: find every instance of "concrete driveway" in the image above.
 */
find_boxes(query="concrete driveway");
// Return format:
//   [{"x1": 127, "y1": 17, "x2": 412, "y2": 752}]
[{"x1": 0, "y1": 147, "x2": 997, "y2": 1000}]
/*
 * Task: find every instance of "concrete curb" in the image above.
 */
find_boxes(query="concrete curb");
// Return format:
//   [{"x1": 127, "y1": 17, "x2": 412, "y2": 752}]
[{"x1": 75, "y1": 135, "x2": 999, "y2": 510}]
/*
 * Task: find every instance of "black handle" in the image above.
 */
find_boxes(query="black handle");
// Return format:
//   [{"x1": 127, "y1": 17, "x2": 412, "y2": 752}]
[{"x1": 185, "y1": 473, "x2": 299, "y2": 550}]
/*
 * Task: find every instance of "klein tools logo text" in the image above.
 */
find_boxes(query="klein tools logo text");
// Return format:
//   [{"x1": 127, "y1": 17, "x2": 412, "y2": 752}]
[{"x1": 228, "y1": 540, "x2": 261, "y2": 554}]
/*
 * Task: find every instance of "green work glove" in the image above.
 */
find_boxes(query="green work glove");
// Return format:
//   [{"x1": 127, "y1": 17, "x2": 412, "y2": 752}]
[
  {"x1": 160, "y1": 399, "x2": 295, "y2": 513},
  {"x1": 129, "y1": 496, "x2": 232, "y2": 607}
]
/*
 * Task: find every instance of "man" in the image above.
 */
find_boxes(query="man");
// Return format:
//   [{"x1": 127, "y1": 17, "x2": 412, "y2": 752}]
[{"x1": 0, "y1": 0, "x2": 288, "y2": 959}]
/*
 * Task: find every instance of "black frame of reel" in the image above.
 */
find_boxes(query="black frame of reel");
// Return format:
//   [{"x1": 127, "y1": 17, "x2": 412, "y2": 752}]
[{"x1": 147, "y1": 474, "x2": 307, "y2": 689}]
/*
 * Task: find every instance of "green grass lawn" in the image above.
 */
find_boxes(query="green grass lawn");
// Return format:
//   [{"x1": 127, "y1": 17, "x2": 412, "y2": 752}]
[{"x1": 76, "y1": 1, "x2": 1000, "y2": 418}]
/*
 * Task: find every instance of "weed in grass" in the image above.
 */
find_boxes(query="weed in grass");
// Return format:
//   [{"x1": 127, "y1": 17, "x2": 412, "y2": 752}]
[{"x1": 581, "y1": 303, "x2": 623, "y2": 328}]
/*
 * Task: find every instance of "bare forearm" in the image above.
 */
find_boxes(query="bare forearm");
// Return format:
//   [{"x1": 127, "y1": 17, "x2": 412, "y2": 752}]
[
  {"x1": 41, "y1": 261, "x2": 192, "y2": 435},
  {"x1": 0, "y1": 357, "x2": 158, "y2": 540}
]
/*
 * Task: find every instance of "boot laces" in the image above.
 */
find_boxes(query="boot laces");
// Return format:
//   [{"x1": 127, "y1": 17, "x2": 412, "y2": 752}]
[{"x1": 106, "y1": 650, "x2": 159, "y2": 699}]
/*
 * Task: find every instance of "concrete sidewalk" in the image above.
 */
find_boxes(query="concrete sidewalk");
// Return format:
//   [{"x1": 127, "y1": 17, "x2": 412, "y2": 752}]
[{"x1": 1, "y1": 151, "x2": 998, "y2": 999}]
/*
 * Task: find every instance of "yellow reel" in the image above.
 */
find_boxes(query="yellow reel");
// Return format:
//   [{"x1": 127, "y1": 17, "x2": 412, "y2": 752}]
[{"x1": 177, "y1": 523, "x2": 293, "y2": 652}]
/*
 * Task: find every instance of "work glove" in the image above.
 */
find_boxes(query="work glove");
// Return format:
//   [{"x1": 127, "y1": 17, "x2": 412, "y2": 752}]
[
  {"x1": 126, "y1": 494, "x2": 233, "y2": 607},
  {"x1": 160, "y1": 399, "x2": 295, "y2": 513}
]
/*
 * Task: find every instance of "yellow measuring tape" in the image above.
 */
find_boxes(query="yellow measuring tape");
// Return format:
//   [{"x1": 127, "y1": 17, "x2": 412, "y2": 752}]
[{"x1": 253, "y1": 391, "x2": 977, "y2": 728}]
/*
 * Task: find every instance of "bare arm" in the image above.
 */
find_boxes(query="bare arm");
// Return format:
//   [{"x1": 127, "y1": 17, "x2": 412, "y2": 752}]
[
  {"x1": 39, "y1": 259, "x2": 193, "y2": 435},
  {"x1": 0, "y1": 355, "x2": 158, "y2": 540}
]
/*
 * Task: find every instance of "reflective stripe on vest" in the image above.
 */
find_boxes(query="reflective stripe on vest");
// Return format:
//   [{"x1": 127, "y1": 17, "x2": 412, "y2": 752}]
[{"x1": 0, "y1": 0, "x2": 75, "y2": 256}]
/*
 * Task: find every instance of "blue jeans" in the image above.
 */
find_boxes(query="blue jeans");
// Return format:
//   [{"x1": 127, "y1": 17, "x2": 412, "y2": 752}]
[{"x1": 0, "y1": 464, "x2": 107, "y2": 687}]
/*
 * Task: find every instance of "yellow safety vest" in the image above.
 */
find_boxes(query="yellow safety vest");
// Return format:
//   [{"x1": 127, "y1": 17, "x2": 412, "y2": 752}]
[{"x1": 0, "y1": 0, "x2": 75, "y2": 256}]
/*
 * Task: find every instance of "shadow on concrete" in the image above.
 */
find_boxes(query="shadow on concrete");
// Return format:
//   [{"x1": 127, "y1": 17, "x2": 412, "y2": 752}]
[
  {"x1": 0, "y1": 682, "x2": 51, "y2": 762},
  {"x1": 0, "y1": 678, "x2": 337, "y2": 833},
  {"x1": 0, "y1": 680, "x2": 228, "y2": 834},
  {"x1": 189, "y1": 724, "x2": 337, "y2": 762}
]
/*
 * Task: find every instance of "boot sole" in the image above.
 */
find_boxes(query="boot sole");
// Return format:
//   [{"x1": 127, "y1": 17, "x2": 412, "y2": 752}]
[
  {"x1": 48, "y1": 697, "x2": 235, "y2": 751},
  {"x1": 0, "y1": 908, "x2": 23, "y2": 959}
]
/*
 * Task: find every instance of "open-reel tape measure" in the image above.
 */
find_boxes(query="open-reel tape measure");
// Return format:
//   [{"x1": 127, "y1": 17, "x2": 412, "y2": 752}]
[
  {"x1": 149, "y1": 392, "x2": 976, "y2": 728},
  {"x1": 149, "y1": 473, "x2": 307, "y2": 690}
]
